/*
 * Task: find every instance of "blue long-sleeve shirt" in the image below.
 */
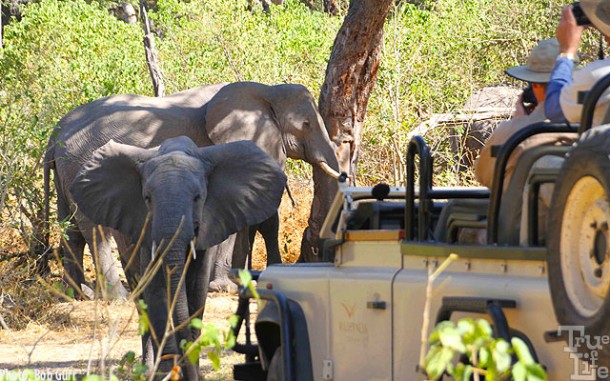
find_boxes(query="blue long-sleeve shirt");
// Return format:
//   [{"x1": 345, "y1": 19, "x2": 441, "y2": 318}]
[{"x1": 545, "y1": 57, "x2": 574, "y2": 123}]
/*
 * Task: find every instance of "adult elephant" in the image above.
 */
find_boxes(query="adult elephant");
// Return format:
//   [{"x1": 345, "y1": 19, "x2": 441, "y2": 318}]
[
  {"x1": 44, "y1": 81, "x2": 340, "y2": 298},
  {"x1": 70, "y1": 137, "x2": 286, "y2": 380}
]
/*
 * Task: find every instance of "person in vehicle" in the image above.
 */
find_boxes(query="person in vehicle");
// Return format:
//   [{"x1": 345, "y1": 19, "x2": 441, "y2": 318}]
[
  {"x1": 546, "y1": 0, "x2": 610, "y2": 125},
  {"x1": 475, "y1": 38, "x2": 576, "y2": 189}
]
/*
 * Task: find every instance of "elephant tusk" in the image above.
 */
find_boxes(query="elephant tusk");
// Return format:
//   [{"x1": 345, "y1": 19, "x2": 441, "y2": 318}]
[
  {"x1": 151, "y1": 241, "x2": 157, "y2": 261},
  {"x1": 190, "y1": 239, "x2": 197, "y2": 260},
  {"x1": 318, "y1": 162, "x2": 341, "y2": 179}
]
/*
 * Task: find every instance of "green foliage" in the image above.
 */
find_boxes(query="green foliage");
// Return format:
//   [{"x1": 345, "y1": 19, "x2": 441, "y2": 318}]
[
  {"x1": 0, "y1": 0, "x2": 602, "y2": 251},
  {"x1": 0, "y1": 0, "x2": 148, "y2": 252},
  {"x1": 148, "y1": 0, "x2": 341, "y2": 93},
  {"x1": 361, "y1": 0, "x2": 577, "y2": 184},
  {"x1": 424, "y1": 318, "x2": 547, "y2": 381}
]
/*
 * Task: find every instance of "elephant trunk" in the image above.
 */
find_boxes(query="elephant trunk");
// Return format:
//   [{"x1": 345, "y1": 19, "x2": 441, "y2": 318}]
[
  {"x1": 164, "y1": 252, "x2": 200, "y2": 380},
  {"x1": 300, "y1": 146, "x2": 340, "y2": 263}
]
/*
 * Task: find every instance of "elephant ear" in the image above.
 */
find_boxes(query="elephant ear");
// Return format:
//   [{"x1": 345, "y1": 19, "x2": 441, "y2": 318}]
[
  {"x1": 204, "y1": 83, "x2": 286, "y2": 167},
  {"x1": 196, "y1": 140, "x2": 287, "y2": 249},
  {"x1": 70, "y1": 140, "x2": 158, "y2": 242}
]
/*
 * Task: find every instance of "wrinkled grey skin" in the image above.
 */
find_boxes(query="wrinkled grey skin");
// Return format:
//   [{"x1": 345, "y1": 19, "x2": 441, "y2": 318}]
[
  {"x1": 44, "y1": 81, "x2": 340, "y2": 297},
  {"x1": 70, "y1": 137, "x2": 286, "y2": 380}
]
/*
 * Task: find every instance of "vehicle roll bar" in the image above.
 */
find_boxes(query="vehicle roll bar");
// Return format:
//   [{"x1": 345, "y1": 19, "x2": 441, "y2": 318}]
[
  {"x1": 405, "y1": 136, "x2": 490, "y2": 241},
  {"x1": 487, "y1": 122, "x2": 578, "y2": 244}
]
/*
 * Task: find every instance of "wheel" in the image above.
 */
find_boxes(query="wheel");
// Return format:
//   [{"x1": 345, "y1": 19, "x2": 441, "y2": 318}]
[
  {"x1": 266, "y1": 347, "x2": 283, "y2": 381},
  {"x1": 548, "y1": 126, "x2": 610, "y2": 361}
]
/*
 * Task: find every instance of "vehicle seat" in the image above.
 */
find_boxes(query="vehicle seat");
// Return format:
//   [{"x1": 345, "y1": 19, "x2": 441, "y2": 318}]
[
  {"x1": 433, "y1": 198, "x2": 489, "y2": 243},
  {"x1": 433, "y1": 144, "x2": 573, "y2": 245},
  {"x1": 497, "y1": 145, "x2": 572, "y2": 245}
]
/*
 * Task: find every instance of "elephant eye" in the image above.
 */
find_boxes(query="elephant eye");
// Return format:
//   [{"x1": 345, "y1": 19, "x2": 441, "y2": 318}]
[
  {"x1": 144, "y1": 195, "x2": 151, "y2": 204},
  {"x1": 303, "y1": 120, "x2": 310, "y2": 129},
  {"x1": 194, "y1": 195, "x2": 201, "y2": 202}
]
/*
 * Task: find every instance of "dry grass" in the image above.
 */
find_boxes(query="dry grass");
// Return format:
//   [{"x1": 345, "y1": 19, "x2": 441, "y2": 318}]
[
  {"x1": 0, "y1": 182, "x2": 315, "y2": 380},
  {"x1": 251, "y1": 178, "x2": 313, "y2": 267}
]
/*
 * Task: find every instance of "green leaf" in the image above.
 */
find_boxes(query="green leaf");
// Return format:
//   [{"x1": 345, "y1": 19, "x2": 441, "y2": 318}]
[
  {"x1": 138, "y1": 299, "x2": 148, "y2": 311},
  {"x1": 451, "y1": 363, "x2": 474, "y2": 381},
  {"x1": 438, "y1": 325, "x2": 466, "y2": 353},
  {"x1": 208, "y1": 350, "x2": 221, "y2": 370},
  {"x1": 512, "y1": 362, "x2": 527, "y2": 381},
  {"x1": 138, "y1": 310, "x2": 150, "y2": 336},
  {"x1": 525, "y1": 363, "x2": 548, "y2": 381},
  {"x1": 511, "y1": 337, "x2": 535, "y2": 365},
  {"x1": 424, "y1": 345, "x2": 454, "y2": 379},
  {"x1": 187, "y1": 342, "x2": 201, "y2": 364},
  {"x1": 190, "y1": 318, "x2": 203, "y2": 330},
  {"x1": 225, "y1": 330, "x2": 236, "y2": 349},
  {"x1": 238, "y1": 268, "x2": 252, "y2": 286},
  {"x1": 228, "y1": 314, "x2": 239, "y2": 328},
  {"x1": 493, "y1": 340, "x2": 512, "y2": 373},
  {"x1": 478, "y1": 347, "x2": 491, "y2": 369},
  {"x1": 121, "y1": 350, "x2": 136, "y2": 365}
]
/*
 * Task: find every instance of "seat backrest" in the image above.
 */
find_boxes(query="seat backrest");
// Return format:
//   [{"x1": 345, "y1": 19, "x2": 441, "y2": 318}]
[{"x1": 497, "y1": 145, "x2": 572, "y2": 245}]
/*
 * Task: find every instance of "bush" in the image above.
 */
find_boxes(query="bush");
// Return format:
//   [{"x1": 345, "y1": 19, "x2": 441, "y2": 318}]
[{"x1": 0, "y1": 0, "x2": 148, "y2": 257}]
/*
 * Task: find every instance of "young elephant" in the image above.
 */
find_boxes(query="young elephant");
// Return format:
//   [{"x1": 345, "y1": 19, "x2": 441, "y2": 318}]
[{"x1": 70, "y1": 136, "x2": 286, "y2": 380}]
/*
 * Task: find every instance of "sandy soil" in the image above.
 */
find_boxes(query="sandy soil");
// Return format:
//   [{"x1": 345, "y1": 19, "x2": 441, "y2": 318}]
[{"x1": 0, "y1": 292, "x2": 251, "y2": 380}]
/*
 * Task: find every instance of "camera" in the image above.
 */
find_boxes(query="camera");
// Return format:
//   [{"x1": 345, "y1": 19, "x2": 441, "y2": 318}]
[
  {"x1": 572, "y1": 2, "x2": 592, "y2": 26},
  {"x1": 521, "y1": 85, "x2": 537, "y2": 115}
]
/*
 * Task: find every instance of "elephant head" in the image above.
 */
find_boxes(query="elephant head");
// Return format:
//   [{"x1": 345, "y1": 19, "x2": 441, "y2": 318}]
[
  {"x1": 70, "y1": 136, "x2": 286, "y2": 379},
  {"x1": 204, "y1": 82, "x2": 340, "y2": 178}
]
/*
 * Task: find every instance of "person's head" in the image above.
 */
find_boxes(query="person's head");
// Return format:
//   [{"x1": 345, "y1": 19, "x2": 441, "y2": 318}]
[
  {"x1": 505, "y1": 38, "x2": 569, "y2": 104},
  {"x1": 579, "y1": 0, "x2": 610, "y2": 39}
]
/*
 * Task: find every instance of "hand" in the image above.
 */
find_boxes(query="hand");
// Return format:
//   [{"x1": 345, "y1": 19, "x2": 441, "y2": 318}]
[{"x1": 556, "y1": 5, "x2": 586, "y2": 55}]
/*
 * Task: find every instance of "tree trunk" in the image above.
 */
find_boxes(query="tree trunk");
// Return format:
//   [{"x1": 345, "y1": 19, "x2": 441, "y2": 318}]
[
  {"x1": 139, "y1": 1, "x2": 165, "y2": 97},
  {"x1": 300, "y1": 0, "x2": 392, "y2": 262}
]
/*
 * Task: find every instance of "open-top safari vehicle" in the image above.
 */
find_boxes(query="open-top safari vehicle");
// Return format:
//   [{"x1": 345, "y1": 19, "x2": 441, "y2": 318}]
[{"x1": 228, "y1": 73, "x2": 610, "y2": 381}]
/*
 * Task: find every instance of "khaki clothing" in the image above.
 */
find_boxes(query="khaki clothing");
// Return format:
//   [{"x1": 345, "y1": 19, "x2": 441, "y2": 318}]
[{"x1": 474, "y1": 103, "x2": 574, "y2": 189}]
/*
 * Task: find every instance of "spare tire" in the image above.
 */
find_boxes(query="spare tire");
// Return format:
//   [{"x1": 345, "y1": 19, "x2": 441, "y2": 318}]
[{"x1": 548, "y1": 126, "x2": 610, "y2": 358}]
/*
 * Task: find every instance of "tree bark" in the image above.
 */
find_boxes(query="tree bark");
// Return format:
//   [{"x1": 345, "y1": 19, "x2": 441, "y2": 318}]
[
  {"x1": 300, "y1": 0, "x2": 392, "y2": 262},
  {"x1": 140, "y1": 1, "x2": 165, "y2": 97},
  {"x1": 1, "y1": 1, "x2": 4, "y2": 49}
]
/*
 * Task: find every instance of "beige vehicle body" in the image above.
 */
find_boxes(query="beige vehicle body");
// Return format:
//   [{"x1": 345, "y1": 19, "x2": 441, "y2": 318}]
[
  {"x1": 231, "y1": 93, "x2": 610, "y2": 381},
  {"x1": 255, "y1": 186, "x2": 576, "y2": 381}
]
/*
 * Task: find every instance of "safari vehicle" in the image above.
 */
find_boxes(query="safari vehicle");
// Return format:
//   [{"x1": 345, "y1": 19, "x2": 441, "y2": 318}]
[{"x1": 229, "y1": 73, "x2": 610, "y2": 381}]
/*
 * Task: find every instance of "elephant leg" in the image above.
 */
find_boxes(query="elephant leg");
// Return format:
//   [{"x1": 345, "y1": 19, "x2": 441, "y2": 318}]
[
  {"x1": 56, "y1": 191, "x2": 87, "y2": 295},
  {"x1": 140, "y1": 260, "x2": 178, "y2": 378},
  {"x1": 186, "y1": 249, "x2": 213, "y2": 340},
  {"x1": 232, "y1": 228, "x2": 250, "y2": 269},
  {"x1": 78, "y1": 220, "x2": 128, "y2": 299},
  {"x1": 61, "y1": 218, "x2": 87, "y2": 295},
  {"x1": 247, "y1": 224, "x2": 258, "y2": 270},
  {"x1": 259, "y1": 212, "x2": 282, "y2": 265},
  {"x1": 208, "y1": 235, "x2": 238, "y2": 293},
  {"x1": 114, "y1": 230, "x2": 139, "y2": 292}
]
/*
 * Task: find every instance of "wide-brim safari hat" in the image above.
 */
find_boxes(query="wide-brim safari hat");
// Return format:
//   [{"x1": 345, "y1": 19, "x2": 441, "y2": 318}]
[
  {"x1": 505, "y1": 38, "x2": 568, "y2": 84},
  {"x1": 581, "y1": 0, "x2": 610, "y2": 37}
]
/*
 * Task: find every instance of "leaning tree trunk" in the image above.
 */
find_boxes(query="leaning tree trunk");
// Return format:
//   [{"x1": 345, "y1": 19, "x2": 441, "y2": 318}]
[
  {"x1": 300, "y1": 0, "x2": 392, "y2": 262},
  {"x1": 139, "y1": 1, "x2": 165, "y2": 97}
]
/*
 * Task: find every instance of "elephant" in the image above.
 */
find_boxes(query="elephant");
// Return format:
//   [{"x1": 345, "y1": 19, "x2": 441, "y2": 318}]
[
  {"x1": 69, "y1": 136, "x2": 286, "y2": 380},
  {"x1": 44, "y1": 81, "x2": 340, "y2": 298}
]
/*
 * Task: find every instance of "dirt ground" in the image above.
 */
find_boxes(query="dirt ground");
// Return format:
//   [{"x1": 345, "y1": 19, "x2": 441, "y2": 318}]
[{"x1": 0, "y1": 292, "x2": 249, "y2": 380}]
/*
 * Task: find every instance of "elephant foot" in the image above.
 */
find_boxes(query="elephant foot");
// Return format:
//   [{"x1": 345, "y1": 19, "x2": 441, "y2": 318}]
[
  {"x1": 106, "y1": 281, "x2": 129, "y2": 300},
  {"x1": 79, "y1": 281, "x2": 128, "y2": 300},
  {"x1": 209, "y1": 277, "x2": 238, "y2": 294}
]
